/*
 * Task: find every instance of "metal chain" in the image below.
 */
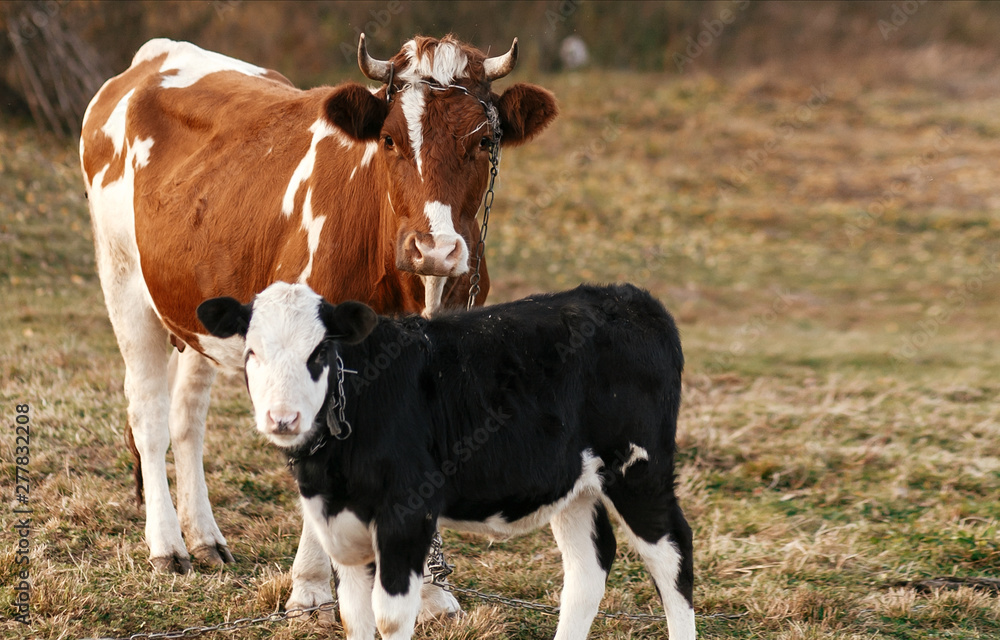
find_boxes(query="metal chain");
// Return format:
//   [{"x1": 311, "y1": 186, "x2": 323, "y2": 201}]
[
  {"x1": 426, "y1": 532, "x2": 747, "y2": 623},
  {"x1": 79, "y1": 601, "x2": 339, "y2": 640},
  {"x1": 80, "y1": 535, "x2": 740, "y2": 640},
  {"x1": 467, "y1": 140, "x2": 499, "y2": 309}
]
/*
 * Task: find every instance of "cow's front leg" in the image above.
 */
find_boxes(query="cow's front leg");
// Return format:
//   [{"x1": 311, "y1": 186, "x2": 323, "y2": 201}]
[{"x1": 372, "y1": 532, "x2": 427, "y2": 640}]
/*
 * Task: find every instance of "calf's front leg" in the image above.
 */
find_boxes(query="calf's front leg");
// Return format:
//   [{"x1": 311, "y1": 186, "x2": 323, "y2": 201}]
[
  {"x1": 337, "y1": 561, "x2": 378, "y2": 640},
  {"x1": 286, "y1": 518, "x2": 335, "y2": 625},
  {"x1": 372, "y1": 530, "x2": 427, "y2": 640},
  {"x1": 372, "y1": 568, "x2": 423, "y2": 640}
]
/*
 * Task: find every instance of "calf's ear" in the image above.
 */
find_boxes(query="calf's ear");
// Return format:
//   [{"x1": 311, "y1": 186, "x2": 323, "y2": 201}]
[
  {"x1": 323, "y1": 83, "x2": 388, "y2": 142},
  {"x1": 320, "y1": 300, "x2": 377, "y2": 345},
  {"x1": 197, "y1": 297, "x2": 253, "y2": 338},
  {"x1": 495, "y1": 83, "x2": 558, "y2": 147}
]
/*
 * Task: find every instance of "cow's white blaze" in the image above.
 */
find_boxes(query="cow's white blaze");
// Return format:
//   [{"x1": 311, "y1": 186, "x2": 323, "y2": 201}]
[
  {"x1": 243, "y1": 283, "x2": 329, "y2": 449},
  {"x1": 422, "y1": 200, "x2": 469, "y2": 273},
  {"x1": 400, "y1": 85, "x2": 426, "y2": 177}
]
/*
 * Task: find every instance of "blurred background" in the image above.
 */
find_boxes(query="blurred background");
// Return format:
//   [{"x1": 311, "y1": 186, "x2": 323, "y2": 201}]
[{"x1": 4, "y1": 0, "x2": 1000, "y2": 135}]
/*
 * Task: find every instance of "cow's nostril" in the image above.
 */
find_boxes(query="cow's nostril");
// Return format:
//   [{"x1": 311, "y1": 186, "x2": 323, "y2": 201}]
[
  {"x1": 446, "y1": 239, "x2": 462, "y2": 263},
  {"x1": 267, "y1": 410, "x2": 300, "y2": 433}
]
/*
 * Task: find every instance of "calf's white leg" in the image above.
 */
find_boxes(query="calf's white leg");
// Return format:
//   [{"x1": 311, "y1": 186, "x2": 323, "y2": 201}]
[
  {"x1": 286, "y1": 518, "x2": 335, "y2": 624},
  {"x1": 372, "y1": 571, "x2": 423, "y2": 640},
  {"x1": 550, "y1": 496, "x2": 614, "y2": 640},
  {"x1": 337, "y1": 561, "x2": 377, "y2": 640}
]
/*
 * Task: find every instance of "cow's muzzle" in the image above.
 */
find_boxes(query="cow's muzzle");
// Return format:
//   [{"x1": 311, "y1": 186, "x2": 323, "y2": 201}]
[{"x1": 398, "y1": 232, "x2": 469, "y2": 277}]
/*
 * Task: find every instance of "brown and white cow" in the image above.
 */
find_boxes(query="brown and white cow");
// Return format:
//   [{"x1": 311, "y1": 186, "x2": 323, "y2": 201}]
[{"x1": 80, "y1": 34, "x2": 556, "y2": 617}]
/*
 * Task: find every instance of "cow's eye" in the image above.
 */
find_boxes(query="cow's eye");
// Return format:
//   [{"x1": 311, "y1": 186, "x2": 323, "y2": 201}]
[
  {"x1": 308, "y1": 346, "x2": 325, "y2": 367},
  {"x1": 384, "y1": 134, "x2": 394, "y2": 149},
  {"x1": 480, "y1": 136, "x2": 494, "y2": 149}
]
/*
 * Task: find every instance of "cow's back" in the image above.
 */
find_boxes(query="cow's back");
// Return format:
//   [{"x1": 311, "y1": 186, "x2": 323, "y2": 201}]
[{"x1": 81, "y1": 40, "x2": 341, "y2": 363}]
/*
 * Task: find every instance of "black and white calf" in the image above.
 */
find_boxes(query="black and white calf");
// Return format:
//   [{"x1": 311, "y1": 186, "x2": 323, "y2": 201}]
[{"x1": 197, "y1": 282, "x2": 695, "y2": 640}]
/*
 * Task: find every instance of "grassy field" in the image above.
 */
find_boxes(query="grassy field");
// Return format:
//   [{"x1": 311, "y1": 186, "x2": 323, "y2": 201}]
[{"x1": 2, "y1": 60, "x2": 999, "y2": 640}]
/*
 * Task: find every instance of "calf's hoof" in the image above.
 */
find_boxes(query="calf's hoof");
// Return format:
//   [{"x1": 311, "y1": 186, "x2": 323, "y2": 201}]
[
  {"x1": 191, "y1": 543, "x2": 235, "y2": 568},
  {"x1": 150, "y1": 554, "x2": 193, "y2": 574},
  {"x1": 418, "y1": 582, "x2": 463, "y2": 623},
  {"x1": 285, "y1": 597, "x2": 337, "y2": 627}
]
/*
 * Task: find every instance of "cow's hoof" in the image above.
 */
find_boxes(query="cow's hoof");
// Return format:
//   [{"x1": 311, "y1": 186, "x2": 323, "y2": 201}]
[
  {"x1": 150, "y1": 554, "x2": 192, "y2": 574},
  {"x1": 191, "y1": 543, "x2": 235, "y2": 567}
]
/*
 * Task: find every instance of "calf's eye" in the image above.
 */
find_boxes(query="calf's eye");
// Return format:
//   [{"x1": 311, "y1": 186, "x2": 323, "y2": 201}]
[{"x1": 384, "y1": 134, "x2": 394, "y2": 149}]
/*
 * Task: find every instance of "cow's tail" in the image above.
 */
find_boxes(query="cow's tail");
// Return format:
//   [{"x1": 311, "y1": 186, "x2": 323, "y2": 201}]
[{"x1": 124, "y1": 419, "x2": 144, "y2": 506}]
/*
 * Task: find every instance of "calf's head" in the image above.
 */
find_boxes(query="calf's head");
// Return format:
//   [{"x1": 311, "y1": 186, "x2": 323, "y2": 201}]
[
  {"x1": 322, "y1": 34, "x2": 558, "y2": 301},
  {"x1": 197, "y1": 282, "x2": 377, "y2": 450}
]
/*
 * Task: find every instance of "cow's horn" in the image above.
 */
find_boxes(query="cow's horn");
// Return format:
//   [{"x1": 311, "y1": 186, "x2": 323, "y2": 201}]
[
  {"x1": 358, "y1": 33, "x2": 393, "y2": 83},
  {"x1": 484, "y1": 38, "x2": 518, "y2": 81}
]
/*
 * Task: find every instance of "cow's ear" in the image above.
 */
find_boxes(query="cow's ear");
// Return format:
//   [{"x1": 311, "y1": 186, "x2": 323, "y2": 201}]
[
  {"x1": 320, "y1": 300, "x2": 378, "y2": 345},
  {"x1": 197, "y1": 297, "x2": 252, "y2": 338},
  {"x1": 322, "y1": 83, "x2": 388, "y2": 141},
  {"x1": 495, "y1": 83, "x2": 558, "y2": 147}
]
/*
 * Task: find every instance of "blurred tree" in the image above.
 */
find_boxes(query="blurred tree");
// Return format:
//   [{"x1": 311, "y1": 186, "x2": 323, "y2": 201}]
[
  {"x1": 3, "y1": 0, "x2": 110, "y2": 135},
  {"x1": 5, "y1": 1, "x2": 1000, "y2": 136}
]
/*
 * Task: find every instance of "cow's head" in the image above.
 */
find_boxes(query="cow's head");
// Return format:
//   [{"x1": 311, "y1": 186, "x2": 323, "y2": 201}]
[
  {"x1": 197, "y1": 282, "x2": 377, "y2": 450},
  {"x1": 322, "y1": 34, "x2": 558, "y2": 312}
]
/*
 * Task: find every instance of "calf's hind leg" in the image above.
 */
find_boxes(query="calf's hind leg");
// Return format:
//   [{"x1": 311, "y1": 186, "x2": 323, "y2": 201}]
[
  {"x1": 606, "y1": 483, "x2": 695, "y2": 640},
  {"x1": 550, "y1": 496, "x2": 616, "y2": 640}
]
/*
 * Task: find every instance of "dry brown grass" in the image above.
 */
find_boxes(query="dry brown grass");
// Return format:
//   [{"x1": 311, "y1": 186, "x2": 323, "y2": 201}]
[{"x1": 2, "y1": 47, "x2": 1000, "y2": 639}]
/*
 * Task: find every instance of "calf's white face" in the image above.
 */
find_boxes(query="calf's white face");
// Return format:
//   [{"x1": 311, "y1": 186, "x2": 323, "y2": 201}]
[{"x1": 197, "y1": 282, "x2": 377, "y2": 449}]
